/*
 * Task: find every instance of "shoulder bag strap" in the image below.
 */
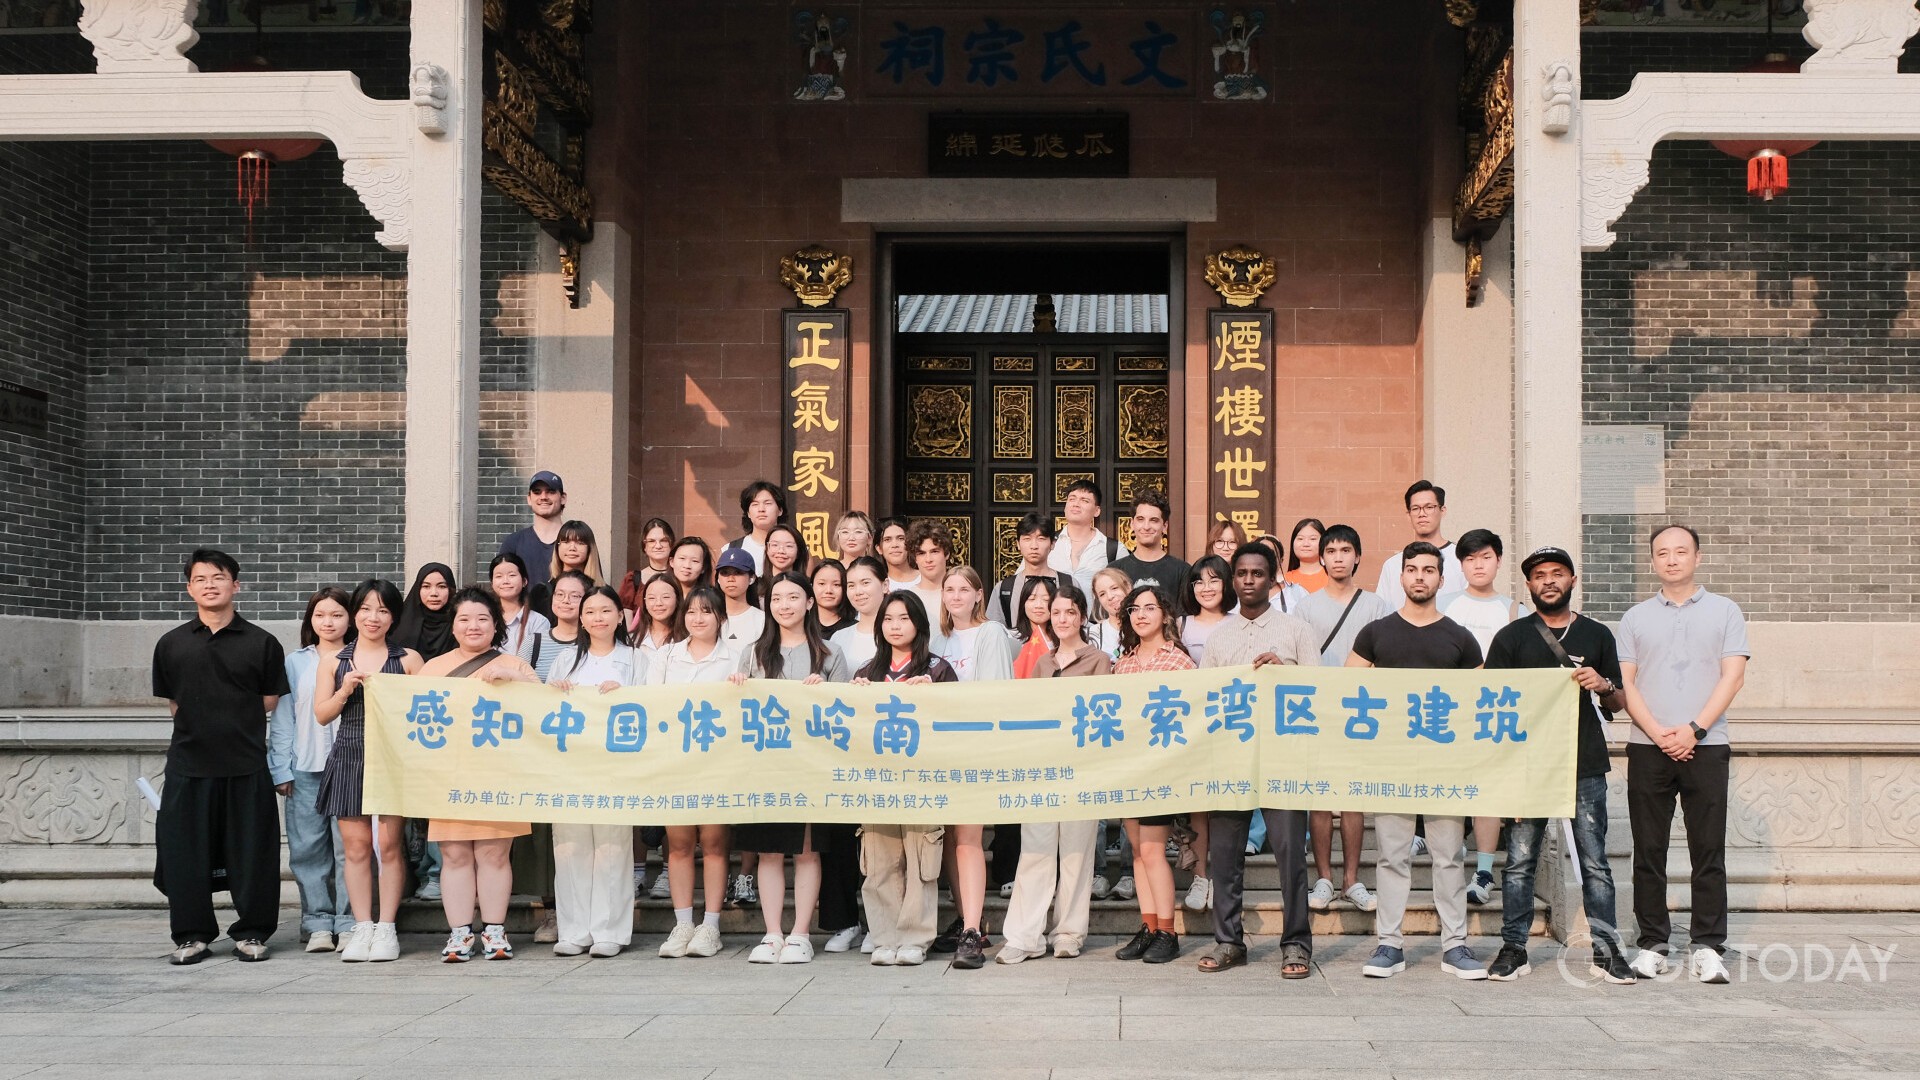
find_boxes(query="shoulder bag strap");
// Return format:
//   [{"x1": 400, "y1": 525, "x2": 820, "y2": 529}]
[
  {"x1": 1532, "y1": 618, "x2": 1577, "y2": 667},
  {"x1": 1319, "y1": 590, "x2": 1365, "y2": 656}
]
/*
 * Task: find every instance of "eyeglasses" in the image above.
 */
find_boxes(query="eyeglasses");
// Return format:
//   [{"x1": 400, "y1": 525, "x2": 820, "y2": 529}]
[{"x1": 1124, "y1": 605, "x2": 1160, "y2": 615}]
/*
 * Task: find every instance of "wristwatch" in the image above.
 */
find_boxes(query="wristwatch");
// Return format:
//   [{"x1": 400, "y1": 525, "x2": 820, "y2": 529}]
[{"x1": 1689, "y1": 721, "x2": 1708, "y2": 742}]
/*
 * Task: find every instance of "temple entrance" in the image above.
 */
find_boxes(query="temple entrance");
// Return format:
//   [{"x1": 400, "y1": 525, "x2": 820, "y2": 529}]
[{"x1": 881, "y1": 237, "x2": 1179, "y2": 577}]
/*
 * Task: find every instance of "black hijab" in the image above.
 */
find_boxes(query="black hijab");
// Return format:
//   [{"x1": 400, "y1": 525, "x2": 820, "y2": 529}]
[{"x1": 395, "y1": 562, "x2": 457, "y2": 659}]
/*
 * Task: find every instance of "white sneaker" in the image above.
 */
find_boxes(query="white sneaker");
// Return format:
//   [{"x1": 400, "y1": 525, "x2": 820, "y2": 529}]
[
  {"x1": 305, "y1": 931, "x2": 335, "y2": 953},
  {"x1": 1410, "y1": 835, "x2": 1427, "y2": 857},
  {"x1": 824, "y1": 926, "x2": 861, "y2": 953},
  {"x1": 859, "y1": 930, "x2": 876, "y2": 954},
  {"x1": 999, "y1": 882, "x2": 1015, "y2": 899},
  {"x1": 1051, "y1": 933, "x2": 1084, "y2": 959},
  {"x1": 1308, "y1": 877, "x2": 1335, "y2": 911},
  {"x1": 870, "y1": 945, "x2": 898, "y2": 966},
  {"x1": 633, "y1": 866, "x2": 647, "y2": 895},
  {"x1": 339, "y1": 923, "x2": 374, "y2": 963},
  {"x1": 895, "y1": 944, "x2": 927, "y2": 966},
  {"x1": 1183, "y1": 876, "x2": 1211, "y2": 912},
  {"x1": 368, "y1": 923, "x2": 400, "y2": 962},
  {"x1": 749, "y1": 934, "x2": 782, "y2": 964},
  {"x1": 688, "y1": 923, "x2": 723, "y2": 957},
  {"x1": 1089, "y1": 874, "x2": 1111, "y2": 900},
  {"x1": 1629, "y1": 948, "x2": 1669, "y2": 979},
  {"x1": 778, "y1": 934, "x2": 814, "y2": 964},
  {"x1": 1692, "y1": 947, "x2": 1730, "y2": 984},
  {"x1": 649, "y1": 872, "x2": 672, "y2": 900},
  {"x1": 1343, "y1": 882, "x2": 1379, "y2": 913},
  {"x1": 588, "y1": 942, "x2": 622, "y2": 958},
  {"x1": 659, "y1": 923, "x2": 696, "y2": 958},
  {"x1": 554, "y1": 940, "x2": 587, "y2": 957},
  {"x1": 1112, "y1": 875, "x2": 1136, "y2": 901}
]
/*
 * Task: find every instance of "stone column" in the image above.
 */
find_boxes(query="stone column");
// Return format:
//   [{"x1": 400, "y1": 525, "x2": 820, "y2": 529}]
[
  {"x1": 1511, "y1": 0, "x2": 1584, "y2": 563},
  {"x1": 403, "y1": 0, "x2": 483, "y2": 578}
]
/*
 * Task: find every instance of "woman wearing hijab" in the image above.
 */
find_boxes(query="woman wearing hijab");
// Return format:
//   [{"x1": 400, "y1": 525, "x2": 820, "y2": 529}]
[{"x1": 393, "y1": 563, "x2": 457, "y2": 660}]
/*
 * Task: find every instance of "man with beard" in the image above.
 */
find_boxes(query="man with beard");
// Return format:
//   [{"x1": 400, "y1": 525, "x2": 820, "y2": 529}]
[
  {"x1": 1349, "y1": 541, "x2": 1484, "y2": 980},
  {"x1": 1482, "y1": 547, "x2": 1636, "y2": 985}
]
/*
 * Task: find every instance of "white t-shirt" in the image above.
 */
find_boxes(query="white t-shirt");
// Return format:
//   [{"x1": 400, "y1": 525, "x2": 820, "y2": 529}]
[
  {"x1": 829, "y1": 623, "x2": 878, "y2": 674},
  {"x1": 1374, "y1": 541, "x2": 1465, "y2": 611},
  {"x1": 645, "y1": 639, "x2": 740, "y2": 685},
  {"x1": 544, "y1": 645, "x2": 642, "y2": 689},
  {"x1": 1181, "y1": 615, "x2": 1223, "y2": 666},
  {"x1": 722, "y1": 605, "x2": 766, "y2": 649},
  {"x1": 887, "y1": 572, "x2": 923, "y2": 592},
  {"x1": 1092, "y1": 620, "x2": 1123, "y2": 662},
  {"x1": 910, "y1": 583, "x2": 944, "y2": 621},
  {"x1": 939, "y1": 625, "x2": 983, "y2": 680},
  {"x1": 1440, "y1": 592, "x2": 1526, "y2": 657},
  {"x1": 734, "y1": 536, "x2": 767, "y2": 576}
]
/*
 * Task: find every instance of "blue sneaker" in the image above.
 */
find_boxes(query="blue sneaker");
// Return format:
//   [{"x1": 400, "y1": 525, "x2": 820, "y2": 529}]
[
  {"x1": 1442, "y1": 945, "x2": 1488, "y2": 980},
  {"x1": 1362, "y1": 945, "x2": 1405, "y2": 978}
]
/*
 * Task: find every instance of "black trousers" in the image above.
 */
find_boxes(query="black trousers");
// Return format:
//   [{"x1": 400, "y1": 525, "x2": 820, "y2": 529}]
[
  {"x1": 988, "y1": 822, "x2": 1022, "y2": 888},
  {"x1": 815, "y1": 823, "x2": 863, "y2": 932},
  {"x1": 154, "y1": 769, "x2": 281, "y2": 946},
  {"x1": 1627, "y1": 742, "x2": 1730, "y2": 953},
  {"x1": 1208, "y1": 808, "x2": 1311, "y2": 952}
]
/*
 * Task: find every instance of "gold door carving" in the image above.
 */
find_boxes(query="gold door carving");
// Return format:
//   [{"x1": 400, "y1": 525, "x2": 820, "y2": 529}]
[
  {"x1": 992, "y1": 515, "x2": 1022, "y2": 581},
  {"x1": 905, "y1": 471, "x2": 971, "y2": 503},
  {"x1": 907, "y1": 385, "x2": 972, "y2": 459},
  {"x1": 1117, "y1": 385, "x2": 1170, "y2": 459},
  {"x1": 992, "y1": 472, "x2": 1035, "y2": 504},
  {"x1": 994, "y1": 385, "x2": 1034, "y2": 459},
  {"x1": 1055, "y1": 385, "x2": 1096, "y2": 459}
]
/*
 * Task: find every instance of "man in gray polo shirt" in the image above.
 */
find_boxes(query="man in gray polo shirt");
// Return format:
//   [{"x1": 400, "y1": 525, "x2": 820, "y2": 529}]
[{"x1": 1617, "y1": 524, "x2": 1750, "y2": 985}]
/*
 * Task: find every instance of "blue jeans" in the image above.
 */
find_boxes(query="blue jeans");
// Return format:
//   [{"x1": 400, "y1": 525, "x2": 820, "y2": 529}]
[
  {"x1": 285, "y1": 771, "x2": 352, "y2": 935},
  {"x1": 1503, "y1": 774, "x2": 1620, "y2": 953},
  {"x1": 1247, "y1": 809, "x2": 1268, "y2": 854}
]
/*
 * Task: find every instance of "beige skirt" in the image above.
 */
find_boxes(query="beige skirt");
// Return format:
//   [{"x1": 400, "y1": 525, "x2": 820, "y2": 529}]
[{"x1": 428, "y1": 819, "x2": 532, "y2": 842}]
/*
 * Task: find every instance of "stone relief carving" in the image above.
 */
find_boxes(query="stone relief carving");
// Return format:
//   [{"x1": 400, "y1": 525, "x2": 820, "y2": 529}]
[
  {"x1": 1729, "y1": 759, "x2": 1848, "y2": 848},
  {"x1": 341, "y1": 155, "x2": 411, "y2": 251},
  {"x1": 1540, "y1": 59, "x2": 1575, "y2": 135},
  {"x1": 1802, "y1": 0, "x2": 1920, "y2": 74},
  {"x1": 1580, "y1": 157, "x2": 1649, "y2": 251},
  {"x1": 1862, "y1": 759, "x2": 1920, "y2": 844},
  {"x1": 77, "y1": 0, "x2": 200, "y2": 73},
  {"x1": 410, "y1": 62, "x2": 451, "y2": 135},
  {"x1": 0, "y1": 755, "x2": 118, "y2": 844}
]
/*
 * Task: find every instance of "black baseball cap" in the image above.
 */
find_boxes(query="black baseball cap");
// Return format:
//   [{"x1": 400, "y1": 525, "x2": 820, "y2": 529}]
[
  {"x1": 1520, "y1": 546, "x2": 1576, "y2": 577},
  {"x1": 529, "y1": 470, "x2": 564, "y2": 491}
]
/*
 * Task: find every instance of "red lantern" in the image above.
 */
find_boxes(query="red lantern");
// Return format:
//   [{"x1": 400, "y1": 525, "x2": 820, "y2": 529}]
[
  {"x1": 203, "y1": 54, "x2": 326, "y2": 242},
  {"x1": 1710, "y1": 53, "x2": 1818, "y2": 202}
]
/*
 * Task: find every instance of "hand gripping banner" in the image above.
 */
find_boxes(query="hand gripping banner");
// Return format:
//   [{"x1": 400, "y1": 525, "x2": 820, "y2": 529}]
[{"x1": 362, "y1": 665, "x2": 1578, "y2": 825}]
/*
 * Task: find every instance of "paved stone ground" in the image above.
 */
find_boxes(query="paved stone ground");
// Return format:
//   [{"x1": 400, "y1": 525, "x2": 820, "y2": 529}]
[{"x1": 0, "y1": 909, "x2": 1914, "y2": 1079}]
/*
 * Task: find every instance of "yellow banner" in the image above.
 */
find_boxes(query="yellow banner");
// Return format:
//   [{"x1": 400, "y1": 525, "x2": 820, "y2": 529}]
[{"x1": 362, "y1": 666, "x2": 1578, "y2": 825}]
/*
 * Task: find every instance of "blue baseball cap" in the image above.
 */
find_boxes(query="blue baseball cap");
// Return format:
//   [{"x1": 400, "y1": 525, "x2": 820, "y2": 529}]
[
  {"x1": 528, "y1": 470, "x2": 564, "y2": 491},
  {"x1": 715, "y1": 547, "x2": 756, "y2": 575}
]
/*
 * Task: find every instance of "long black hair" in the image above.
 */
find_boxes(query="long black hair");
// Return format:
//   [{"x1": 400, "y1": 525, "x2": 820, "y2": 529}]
[
  {"x1": 755, "y1": 570, "x2": 831, "y2": 680},
  {"x1": 858, "y1": 590, "x2": 935, "y2": 681},
  {"x1": 1183, "y1": 554, "x2": 1237, "y2": 617},
  {"x1": 568, "y1": 584, "x2": 632, "y2": 678},
  {"x1": 1013, "y1": 574, "x2": 1061, "y2": 648},
  {"x1": 809, "y1": 557, "x2": 856, "y2": 624},
  {"x1": 299, "y1": 585, "x2": 355, "y2": 649},
  {"x1": 1046, "y1": 578, "x2": 1092, "y2": 649},
  {"x1": 1287, "y1": 518, "x2": 1327, "y2": 572}
]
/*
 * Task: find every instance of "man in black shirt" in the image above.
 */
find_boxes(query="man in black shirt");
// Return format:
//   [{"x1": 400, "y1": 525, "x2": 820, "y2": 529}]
[
  {"x1": 1483, "y1": 546, "x2": 1636, "y2": 985},
  {"x1": 1349, "y1": 541, "x2": 1485, "y2": 981},
  {"x1": 496, "y1": 470, "x2": 567, "y2": 589},
  {"x1": 150, "y1": 548, "x2": 290, "y2": 965},
  {"x1": 1107, "y1": 489, "x2": 1191, "y2": 597}
]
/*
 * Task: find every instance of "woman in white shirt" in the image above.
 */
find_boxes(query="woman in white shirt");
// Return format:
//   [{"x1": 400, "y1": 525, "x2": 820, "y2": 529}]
[
  {"x1": 491, "y1": 554, "x2": 551, "y2": 666},
  {"x1": 828, "y1": 555, "x2": 887, "y2": 675},
  {"x1": 931, "y1": 566, "x2": 1014, "y2": 970},
  {"x1": 269, "y1": 586, "x2": 354, "y2": 953},
  {"x1": 544, "y1": 585, "x2": 646, "y2": 958},
  {"x1": 1179, "y1": 555, "x2": 1233, "y2": 665},
  {"x1": 631, "y1": 573, "x2": 683, "y2": 664},
  {"x1": 728, "y1": 571, "x2": 850, "y2": 965},
  {"x1": 647, "y1": 584, "x2": 739, "y2": 959},
  {"x1": 1091, "y1": 566, "x2": 1133, "y2": 661}
]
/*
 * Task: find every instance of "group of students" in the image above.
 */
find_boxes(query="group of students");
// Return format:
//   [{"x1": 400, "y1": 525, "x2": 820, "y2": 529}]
[{"x1": 153, "y1": 470, "x2": 1748, "y2": 986}]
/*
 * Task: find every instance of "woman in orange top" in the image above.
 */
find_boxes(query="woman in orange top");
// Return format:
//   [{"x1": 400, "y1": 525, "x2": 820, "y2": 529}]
[{"x1": 1283, "y1": 517, "x2": 1328, "y2": 593}]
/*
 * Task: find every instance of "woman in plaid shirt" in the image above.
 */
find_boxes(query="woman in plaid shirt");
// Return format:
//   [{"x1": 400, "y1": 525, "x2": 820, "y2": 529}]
[{"x1": 1110, "y1": 584, "x2": 1194, "y2": 963}]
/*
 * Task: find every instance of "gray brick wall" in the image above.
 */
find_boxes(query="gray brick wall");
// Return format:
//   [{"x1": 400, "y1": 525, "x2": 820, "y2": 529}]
[
  {"x1": 0, "y1": 30, "x2": 543, "y2": 620},
  {"x1": 1581, "y1": 33, "x2": 1920, "y2": 620}
]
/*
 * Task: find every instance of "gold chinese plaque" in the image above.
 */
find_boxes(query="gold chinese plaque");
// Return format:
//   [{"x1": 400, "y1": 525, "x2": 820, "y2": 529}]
[
  {"x1": 1204, "y1": 245, "x2": 1277, "y2": 308},
  {"x1": 1117, "y1": 514, "x2": 1135, "y2": 550},
  {"x1": 1118, "y1": 354, "x2": 1169, "y2": 372},
  {"x1": 909, "y1": 355, "x2": 973, "y2": 372},
  {"x1": 994, "y1": 385, "x2": 1033, "y2": 459},
  {"x1": 907, "y1": 385, "x2": 972, "y2": 458},
  {"x1": 992, "y1": 471, "x2": 1035, "y2": 504},
  {"x1": 1117, "y1": 385, "x2": 1170, "y2": 459},
  {"x1": 905, "y1": 471, "x2": 971, "y2": 503},
  {"x1": 993, "y1": 354, "x2": 1036, "y2": 372},
  {"x1": 1053, "y1": 471, "x2": 1095, "y2": 504},
  {"x1": 992, "y1": 516, "x2": 1022, "y2": 581},
  {"x1": 1054, "y1": 385, "x2": 1096, "y2": 459},
  {"x1": 1116, "y1": 471, "x2": 1168, "y2": 504},
  {"x1": 777, "y1": 245, "x2": 852, "y2": 308},
  {"x1": 1054, "y1": 354, "x2": 1097, "y2": 373}
]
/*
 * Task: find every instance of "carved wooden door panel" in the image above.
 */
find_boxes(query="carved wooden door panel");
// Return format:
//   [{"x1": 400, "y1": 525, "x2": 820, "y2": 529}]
[{"x1": 897, "y1": 337, "x2": 1170, "y2": 577}]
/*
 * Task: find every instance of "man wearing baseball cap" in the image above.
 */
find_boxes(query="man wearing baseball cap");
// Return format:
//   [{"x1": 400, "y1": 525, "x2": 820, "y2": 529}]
[
  {"x1": 1481, "y1": 545, "x2": 1636, "y2": 985},
  {"x1": 497, "y1": 471, "x2": 567, "y2": 588}
]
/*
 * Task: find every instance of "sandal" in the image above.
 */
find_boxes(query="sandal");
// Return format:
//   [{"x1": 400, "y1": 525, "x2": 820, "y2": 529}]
[
  {"x1": 1280, "y1": 941, "x2": 1312, "y2": 980},
  {"x1": 1197, "y1": 942, "x2": 1247, "y2": 973}
]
